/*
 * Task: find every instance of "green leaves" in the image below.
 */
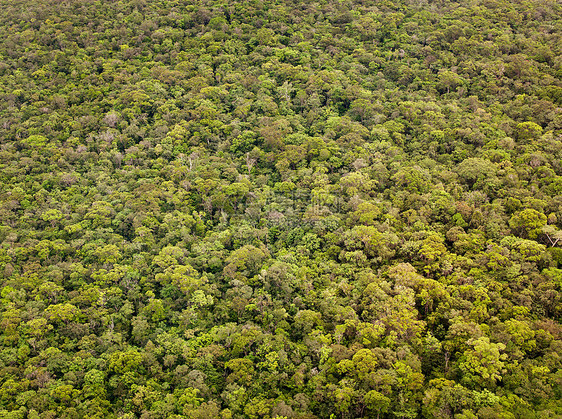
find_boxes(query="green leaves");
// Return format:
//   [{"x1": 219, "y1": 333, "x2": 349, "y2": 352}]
[
  {"x1": 459, "y1": 337, "x2": 507, "y2": 389},
  {"x1": 509, "y1": 209, "x2": 547, "y2": 239},
  {"x1": 44, "y1": 303, "x2": 81, "y2": 325},
  {"x1": 0, "y1": 0, "x2": 561, "y2": 417},
  {"x1": 108, "y1": 350, "x2": 143, "y2": 375},
  {"x1": 515, "y1": 121, "x2": 543, "y2": 142}
]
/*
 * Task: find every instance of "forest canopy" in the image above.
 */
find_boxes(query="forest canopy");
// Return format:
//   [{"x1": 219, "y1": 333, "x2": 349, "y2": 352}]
[{"x1": 1, "y1": 0, "x2": 562, "y2": 417}]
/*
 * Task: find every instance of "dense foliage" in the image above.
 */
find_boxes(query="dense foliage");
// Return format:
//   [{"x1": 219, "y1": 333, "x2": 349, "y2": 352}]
[{"x1": 1, "y1": 0, "x2": 562, "y2": 417}]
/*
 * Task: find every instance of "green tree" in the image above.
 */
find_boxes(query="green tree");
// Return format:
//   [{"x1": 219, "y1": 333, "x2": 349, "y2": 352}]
[
  {"x1": 459, "y1": 337, "x2": 507, "y2": 389},
  {"x1": 509, "y1": 209, "x2": 547, "y2": 239}
]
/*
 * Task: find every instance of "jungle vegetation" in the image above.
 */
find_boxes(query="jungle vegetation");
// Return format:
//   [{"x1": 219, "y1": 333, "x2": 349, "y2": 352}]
[{"x1": 1, "y1": 0, "x2": 562, "y2": 417}]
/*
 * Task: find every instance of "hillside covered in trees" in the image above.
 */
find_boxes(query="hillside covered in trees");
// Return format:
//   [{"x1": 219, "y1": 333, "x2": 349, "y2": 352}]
[{"x1": 1, "y1": 0, "x2": 562, "y2": 417}]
